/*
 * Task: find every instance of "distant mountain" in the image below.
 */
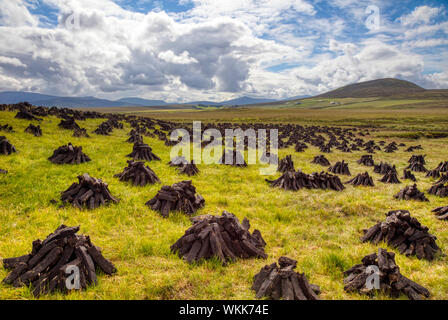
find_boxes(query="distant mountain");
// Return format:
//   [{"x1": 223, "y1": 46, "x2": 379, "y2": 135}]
[
  {"x1": 219, "y1": 96, "x2": 277, "y2": 105},
  {"x1": 117, "y1": 97, "x2": 167, "y2": 106},
  {"x1": 183, "y1": 101, "x2": 221, "y2": 106},
  {"x1": 283, "y1": 95, "x2": 311, "y2": 101},
  {"x1": 316, "y1": 78, "x2": 426, "y2": 98}
]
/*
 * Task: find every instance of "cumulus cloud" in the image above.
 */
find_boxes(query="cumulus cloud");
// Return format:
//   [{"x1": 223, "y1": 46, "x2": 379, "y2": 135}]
[{"x1": 0, "y1": 0, "x2": 446, "y2": 101}]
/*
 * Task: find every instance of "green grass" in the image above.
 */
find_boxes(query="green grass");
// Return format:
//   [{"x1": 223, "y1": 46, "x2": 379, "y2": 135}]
[{"x1": 1, "y1": 109, "x2": 448, "y2": 300}]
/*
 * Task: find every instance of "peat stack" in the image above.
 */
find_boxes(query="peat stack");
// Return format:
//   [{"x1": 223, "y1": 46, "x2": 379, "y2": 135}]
[
  {"x1": 402, "y1": 169, "x2": 417, "y2": 182},
  {"x1": 428, "y1": 183, "x2": 448, "y2": 197},
  {"x1": 169, "y1": 156, "x2": 188, "y2": 167},
  {"x1": 266, "y1": 171, "x2": 345, "y2": 192},
  {"x1": 278, "y1": 155, "x2": 295, "y2": 173},
  {"x1": 145, "y1": 180, "x2": 205, "y2": 217},
  {"x1": 73, "y1": 127, "x2": 90, "y2": 138},
  {"x1": 384, "y1": 143, "x2": 398, "y2": 153},
  {"x1": 48, "y1": 143, "x2": 91, "y2": 165},
  {"x1": 408, "y1": 155, "x2": 426, "y2": 165},
  {"x1": 358, "y1": 155, "x2": 374, "y2": 167},
  {"x1": 170, "y1": 211, "x2": 267, "y2": 265},
  {"x1": 127, "y1": 132, "x2": 143, "y2": 144},
  {"x1": 406, "y1": 145, "x2": 423, "y2": 152},
  {"x1": 426, "y1": 169, "x2": 440, "y2": 179},
  {"x1": 114, "y1": 160, "x2": 160, "y2": 186},
  {"x1": 406, "y1": 162, "x2": 428, "y2": 173},
  {"x1": 0, "y1": 124, "x2": 13, "y2": 132},
  {"x1": 2, "y1": 224, "x2": 117, "y2": 297},
  {"x1": 58, "y1": 118, "x2": 80, "y2": 130},
  {"x1": 25, "y1": 124, "x2": 42, "y2": 137},
  {"x1": 319, "y1": 144, "x2": 332, "y2": 153},
  {"x1": 374, "y1": 162, "x2": 396, "y2": 175},
  {"x1": 394, "y1": 184, "x2": 428, "y2": 202},
  {"x1": 127, "y1": 142, "x2": 161, "y2": 162},
  {"x1": 0, "y1": 136, "x2": 16, "y2": 155},
  {"x1": 436, "y1": 161, "x2": 448, "y2": 172},
  {"x1": 435, "y1": 174, "x2": 448, "y2": 185},
  {"x1": 251, "y1": 256, "x2": 320, "y2": 300},
  {"x1": 361, "y1": 210, "x2": 439, "y2": 260},
  {"x1": 61, "y1": 173, "x2": 119, "y2": 209},
  {"x1": 178, "y1": 162, "x2": 200, "y2": 176},
  {"x1": 328, "y1": 161, "x2": 351, "y2": 175},
  {"x1": 220, "y1": 149, "x2": 247, "y2": 167},
  {"x1": 343, "y1": 248, "x2": 430, "y2": 300},
  {"x1": 295, "y1": 142, "x2": 308, "y2": 153},
  {"x1": 432, "y1": 206, "x2": 448, "y2": 220},
  {"x1": 379, "y1": 171, "x2": 401, "y2": 184},
  {"x1": 311, "y1": 155, "x2": 330, "y2": 166},
  {"x1": 15, "y1": 110, "x2": 41, "y2": 121},
  {"x1": 345, "y1": 172, "x2": 374, "y2": 187}
]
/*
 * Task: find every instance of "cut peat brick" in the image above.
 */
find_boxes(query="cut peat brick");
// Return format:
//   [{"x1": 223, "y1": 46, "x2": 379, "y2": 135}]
[
  {"x1": 48, "y1": 143, "x2": 91, "y2": 164},
  {"x1": 0, "y1": 136, "x2": 16, "y2": 155},
  {"x1": 114, "y1": 160, "x2": 160, "y2": 186}
]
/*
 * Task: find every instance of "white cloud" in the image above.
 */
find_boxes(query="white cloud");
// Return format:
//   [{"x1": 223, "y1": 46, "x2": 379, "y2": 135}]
[{"x1": 399, "y1": 6, "x2": 442, "y2": 26}]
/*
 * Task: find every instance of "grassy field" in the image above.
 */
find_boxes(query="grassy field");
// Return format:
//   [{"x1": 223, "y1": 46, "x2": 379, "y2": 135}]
[{"x1": 1, "y1": 106, "x2": 448, "y2": 300}]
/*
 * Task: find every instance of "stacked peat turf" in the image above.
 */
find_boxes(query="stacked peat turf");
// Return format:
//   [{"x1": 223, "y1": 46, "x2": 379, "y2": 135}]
[
  {"x1": 178, "y1": 162, "x2": 200, "y2": 176},
  {"x1": 436, "y1": 161, "x2": 448, "y2": 172},
  {"x1": 114, "y1": 160, "x2": 160, "y2": 186},
  {"x1": 311, "y1": 155, "x2": 330, "y2": 166},
  {"x1": 61, "y1": 173, "x2": 119, "y2": 209},
  {"x1": 428, "y1": 183, "x2": 448, "y2": 197},
  {"x1": 394, "y1": 184, "x2": 429, "y2": 202},
  {"x1": 432, "y1": 206, "x2": 448, "y2": 220},
  {"x1": 361, "y1": 210, "x2": 439, "y2": 260},
  {"x1": 379, "y1": 170, "x2": 401, "y2": 184},
  {"x1": 0, "y1": 124, "x2": 13, "y2": 132},
  {"x1": 384, "y1": 143, "x2": 398, "y2": 153},
  {"x1": 25, "y1": 124, "x2": 42, "y2": 137},
  {"x1": 319, "y1": 144, "x2": 332, "y2": 153},
  {"x1": 406, "y1": 162, "x2": 428, "y2": 173},
  {"x1": 295, "y1": 142, "x2": 308, "y2": 153},
  {"x1": 126, "y1": 131, "x2": 143, "y2": 144},
  {"x1": 345, "y1": 172, "x2": 374, "y2": 187},
  {"x1": 0, "y1": 136, "x2": 16, "y2": 155},
  {"x1": 278, "y1": 155, "x2": 295, "y2": 173},
  {"x1": 15, "y1": 110, "x2": 42, "y2": 121},
  {"x1": 402, "y1": 169, "x2": 417, "y2": 182},
  {"x1": 251, "y1": 256, "x2": 320, "y2": 300},
  {"x1": 73, "y1": 127, "x2": 90, "y2": 138},
  {"x1": 170, "y1": 211, "x2": 267, "y2": 265},
  {"x1": 48, "y1": 143, "x2": 91, "y2": 164},
  {"x1": 169, "y1": 156, "x2": 188, "y2": 167},
  {"x1": 58, "y1": 118, "x2": 80, "y2": 130},
  {"x1": 145, "y1": 180, "x2": 205, "y2": 217},
  {"x1": 374, "y1": 162, "x2": 396, "y2": 175},
  {"x1": 426, "y1": 169, "x2": 441, "y2": 179},
  {"x1": 343, "y1": 248, "x2": 430, "y2": 300},
  {"x1": 405, "y1": 145, "x2": 423, "y2": 152},
  {"x1": 127, "y1": 142, "x2": 161, "y2": 162},
  {"x1": 2, "y1": 224, "x2": 117, "y2": 297},
  {"x1": 220, "y1": 149, "x2": 247, "y2": 167},
  {"x1": 266, "y1": 171, "x2": 345, "y2": 192},
  {"x1": 328, "y1": 160, "x2": 351, "y2": 175},
  {"x1": 408, "y1": 155, "x2": 426, "y2": 165},
  {"x1": 358, "y1": 155, "x2": 374, "y2": 167}
]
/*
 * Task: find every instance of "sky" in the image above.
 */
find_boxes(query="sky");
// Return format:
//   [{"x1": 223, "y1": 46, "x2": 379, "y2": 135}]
[{"x1": 0, "y1": 0, "x2": 447, "y2": 102}]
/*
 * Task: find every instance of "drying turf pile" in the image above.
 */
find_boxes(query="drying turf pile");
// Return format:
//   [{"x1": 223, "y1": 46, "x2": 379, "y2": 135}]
[
  {"x1": 60, "y1": 173, "x2": 120, "y2": 209},
  {"x1": 345, "y1": 172, "x2": 375, "y2": 187},
  {"x1": 394, "y1": 184, "x2": 429, "y2": 202},
  {"x1": 170, "y1": 211, "x2": 267, "y2": 265},
  {"x1": 311, "y1": 155, "x2": 330, "y2": 166},
  {"x1": 0, "y1": 136, "x2": 16, "y2": 155},
  {"x1": 266, "y1": 170, "x2": 345, "y2": 192},
  {"x1": 361, "y1": 210, "x2": 440, "y2": 260},
  {"x1": 127, "y1": 142, "x2": 161, "y2": 162},
  {"x1": 251, "y1": 256, "x2": 320, "y2": 300},
  {"x1": 328, "y1": 160, "x2": 351, "y2": 175},
  {"x1": 2, "y1": 225, "x2": 116, "y2": 297},
  {"x1": 25, "y1": 124, "x2": 42, "y2": 137},
  {"x1": 278, "y1": 155, "x2": 295, "y2": 173},
  {"x1": 343, "y1": 248, "x2": 430, "y2": 300},
  {"x1": 146, "y1": 180, "x2": 205, "y2": 217},
  {"x1": 114, "y1": 160, "x2": 160, "y2": 186},
  {"x1": 48, "y1": 143, "x2": 91, "y2": 165}
]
